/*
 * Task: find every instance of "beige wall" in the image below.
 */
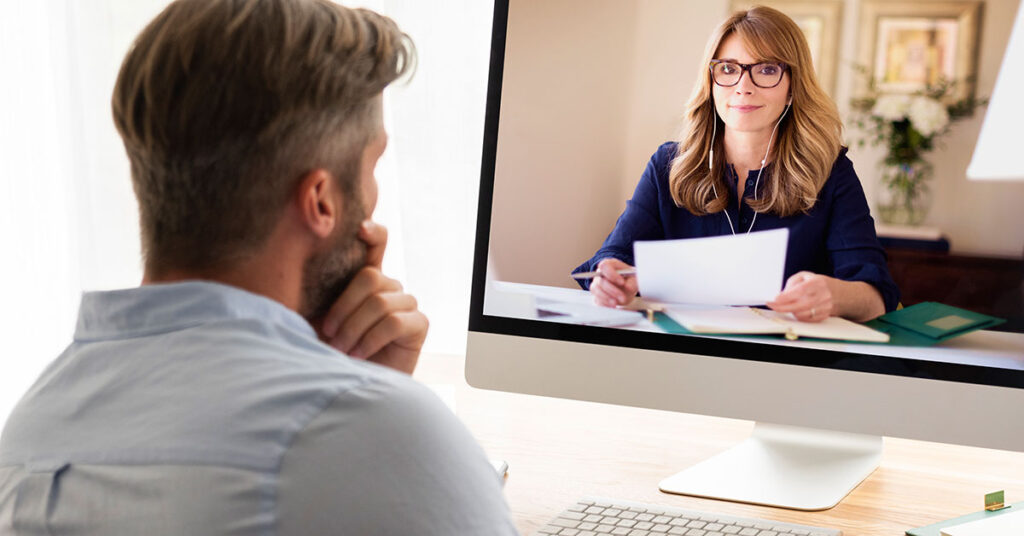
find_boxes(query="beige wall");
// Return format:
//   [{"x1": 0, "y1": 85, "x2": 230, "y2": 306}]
[
  {"x1": 490, "y1": 0, "x2": 640, "y2": 287},
  {"x1": 490, "y1": 0, "x2": 1024, "y2": 289}
]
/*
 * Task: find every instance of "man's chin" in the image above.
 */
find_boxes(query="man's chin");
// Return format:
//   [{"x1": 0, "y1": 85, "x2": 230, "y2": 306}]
[{"x1": 300, "y1": 241, "x2": 367, "y2": 324}]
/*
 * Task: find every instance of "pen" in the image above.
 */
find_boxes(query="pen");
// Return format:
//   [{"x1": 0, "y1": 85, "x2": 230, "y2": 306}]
[{"x1": 570, "y1": 267, "x2": 638, "y2": 280}]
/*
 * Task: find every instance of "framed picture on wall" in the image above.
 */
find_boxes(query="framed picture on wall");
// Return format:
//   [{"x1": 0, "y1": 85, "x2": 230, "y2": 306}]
[
  {"x1": 729, "y1": 0, "x2": 843, "y2": 96},
  {"x1": 857, "y1": 0, "x2": 981, "y2": 99}
]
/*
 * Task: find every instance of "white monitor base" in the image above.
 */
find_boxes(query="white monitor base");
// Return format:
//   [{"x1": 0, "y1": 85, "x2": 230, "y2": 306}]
[{"x1": 660, "y1": 423, "x2": 882, "y2": 511}]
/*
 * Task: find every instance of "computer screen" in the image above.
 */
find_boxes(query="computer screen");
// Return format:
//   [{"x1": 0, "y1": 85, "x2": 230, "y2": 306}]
[{"x1": 466, "y1": 0, "x2": 1024, "y2": 511}]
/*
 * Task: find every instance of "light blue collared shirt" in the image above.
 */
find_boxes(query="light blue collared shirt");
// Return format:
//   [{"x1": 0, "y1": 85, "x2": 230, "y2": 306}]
[{"x1": 0, "y1": 281, "x2": 517, "y2": 535}]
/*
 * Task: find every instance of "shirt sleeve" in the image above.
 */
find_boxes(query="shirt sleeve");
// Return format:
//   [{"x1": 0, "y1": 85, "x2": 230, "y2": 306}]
[
  {"x1": 573, "y1": 144, "x2": 672, "y2": 289},
  {"x1": 277, "y1": 371, "x2": 518, "y2": 536},
  {"x1": 824, "y1": 155, "x2": 901, "y2": 312}
]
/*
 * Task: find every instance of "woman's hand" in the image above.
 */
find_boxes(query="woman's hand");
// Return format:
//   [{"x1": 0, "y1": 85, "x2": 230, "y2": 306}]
[
  {"x1": 589, "y1": 258, "x2": 639, "y2": 308},
  {"x1": 766, "y1": 271, "x2": 835, "y2": 322}
]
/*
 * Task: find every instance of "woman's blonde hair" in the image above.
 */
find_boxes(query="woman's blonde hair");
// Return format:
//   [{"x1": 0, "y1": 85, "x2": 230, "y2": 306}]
[{"x1": 669, "y1": 5, "x2": 842, "y2": 217}]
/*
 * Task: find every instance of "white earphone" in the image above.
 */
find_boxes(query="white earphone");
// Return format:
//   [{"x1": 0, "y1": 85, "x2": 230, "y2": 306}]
[{"x1": 710, "y1": 99, "x2": 791, "y2": 235}]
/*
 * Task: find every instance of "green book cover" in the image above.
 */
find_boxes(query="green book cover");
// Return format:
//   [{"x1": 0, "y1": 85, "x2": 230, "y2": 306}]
[{"x1": 875, "y1": 302, "x2": 1004, "y2": 342}]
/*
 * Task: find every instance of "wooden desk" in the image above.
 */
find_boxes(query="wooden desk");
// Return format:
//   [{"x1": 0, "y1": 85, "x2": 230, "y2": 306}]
[{"x1": 415, "y1": 352, "x2": 1024, "y2": 536}]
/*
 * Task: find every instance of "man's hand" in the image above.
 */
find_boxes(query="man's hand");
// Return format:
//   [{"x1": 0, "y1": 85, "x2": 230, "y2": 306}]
[{"x1": 319, "y1": 221, "x2": 428, "y2": 374}]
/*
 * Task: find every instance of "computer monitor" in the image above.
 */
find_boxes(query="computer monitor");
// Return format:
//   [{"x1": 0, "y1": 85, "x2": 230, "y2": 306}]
[{"x1": 466, "y1": 0, "x2": 1024, "y2": 511}]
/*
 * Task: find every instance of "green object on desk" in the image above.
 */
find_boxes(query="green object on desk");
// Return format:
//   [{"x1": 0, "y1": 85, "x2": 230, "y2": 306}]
[
  {"x1": 986, "y1": 490, "x2": 1007, "y2": 511},
  {"x1": 906, "y1": 501, "x2": 1024, "y2": 536},
  {"x1": 651, "y1": 313, "x2": 694, "y2": 335},
  {"x1": 867, "y1": 302, "x2": 1005, "y2": 346},
  {"x1": 652, "y1": 301, "x2": 1004, "y2": 347}
]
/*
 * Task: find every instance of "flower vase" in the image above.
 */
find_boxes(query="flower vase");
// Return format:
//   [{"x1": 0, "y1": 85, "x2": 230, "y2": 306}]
[{"x1": 876, "y1": 160, "x2": 932, "y2": 226}]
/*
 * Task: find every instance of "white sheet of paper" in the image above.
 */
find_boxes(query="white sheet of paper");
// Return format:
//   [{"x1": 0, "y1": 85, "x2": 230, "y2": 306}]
[{"x1": 634, "y1": 228, "x2": 788, "y2": 306}]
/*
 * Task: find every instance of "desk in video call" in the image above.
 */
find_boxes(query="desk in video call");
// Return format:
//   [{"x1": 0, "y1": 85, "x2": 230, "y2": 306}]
[{"x1": 494, "y1": 282, "x2": 1024, "y2": 372}]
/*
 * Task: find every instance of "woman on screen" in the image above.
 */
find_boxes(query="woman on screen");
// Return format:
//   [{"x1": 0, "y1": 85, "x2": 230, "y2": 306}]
[{"x1": 573, "y1": 6, "x2": 899, "y2": 323}]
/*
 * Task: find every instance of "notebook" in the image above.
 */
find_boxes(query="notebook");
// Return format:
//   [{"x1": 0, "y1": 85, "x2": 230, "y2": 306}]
[
  {"x1": 906, "y1": 501, "x2": 1024, "y2": 536},
  {"x1": 663, "y1": 306, "x2": 890, "y2": 343},
  {"x1": 941, "y1": 507, "x2": 1024, "y2": 536}
]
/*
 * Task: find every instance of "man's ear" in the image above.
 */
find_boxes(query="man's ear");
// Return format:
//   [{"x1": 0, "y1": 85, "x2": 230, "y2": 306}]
[{"x1": 294, "y1": 169, "x2": 341, "y2": 239}]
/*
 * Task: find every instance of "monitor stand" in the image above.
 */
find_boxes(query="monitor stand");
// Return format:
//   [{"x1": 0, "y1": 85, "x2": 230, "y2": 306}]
[{"x1": 659, "y1": 423, "x2": 883, "y2": 511}]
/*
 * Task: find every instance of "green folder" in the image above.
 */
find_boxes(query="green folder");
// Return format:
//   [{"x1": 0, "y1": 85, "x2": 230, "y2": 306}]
[
  {"x1": 906, "y1": 502, "x2": 1023, "y2": 536},
  {"x1": 867, "y1": 302, "x2": 1005, "y2": 346}
]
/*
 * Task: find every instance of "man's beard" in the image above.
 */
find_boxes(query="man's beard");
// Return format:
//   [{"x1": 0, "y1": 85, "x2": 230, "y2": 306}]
[{"x1": 300, "y1": 198, "x2": 367, "y2": 323}]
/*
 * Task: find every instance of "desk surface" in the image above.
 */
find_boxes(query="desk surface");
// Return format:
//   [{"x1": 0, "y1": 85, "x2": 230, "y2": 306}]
[
  {"x1": 492, "y1": 281, "x2": 1024, "y2": 371},
  {"x1": 414, "y1": 352, "x2": 1024, "y2": 536}
]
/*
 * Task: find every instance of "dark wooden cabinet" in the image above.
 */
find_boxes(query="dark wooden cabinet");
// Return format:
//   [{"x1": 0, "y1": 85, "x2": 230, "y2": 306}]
[{"x1": 885, "y1": 248, "x2": 1024, "y2": 332}]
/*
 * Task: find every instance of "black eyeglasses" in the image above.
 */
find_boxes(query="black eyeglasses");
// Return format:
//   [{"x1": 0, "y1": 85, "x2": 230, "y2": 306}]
[{"x1": 709, "y1": 60, "x2": 788, "y2": 88}]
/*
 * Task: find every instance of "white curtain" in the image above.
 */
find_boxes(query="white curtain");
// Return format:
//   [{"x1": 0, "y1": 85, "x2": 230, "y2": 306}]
[
  {"x1": 355, "y1": 0, "x2": 495, "y2": 355},
  {"x1": 0, "y1": 0, "x2": 493, "y2": 424}
]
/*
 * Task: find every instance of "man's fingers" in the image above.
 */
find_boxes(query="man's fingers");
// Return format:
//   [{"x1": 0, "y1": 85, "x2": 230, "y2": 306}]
[
  {"x1": 359, "y1": 220, "x2": 388, "y2": 268},
  {"x1": 350, "y1": 310, "x2": 429, "y2": 360},
  {"x1": 329, "y1": 291, "x2": 418, "y2": 354},
  {"x1": 321, "y1": 268, "x2": 402, "y2": 338}
]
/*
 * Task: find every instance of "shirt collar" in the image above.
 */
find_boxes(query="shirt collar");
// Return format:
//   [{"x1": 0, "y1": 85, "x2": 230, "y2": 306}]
[
  {"x1": 74, "y1": 281, "x2": 316, "y2": 341},
  {"x1": 725, "y1": 163, "x2": 771, "y2": 197}
]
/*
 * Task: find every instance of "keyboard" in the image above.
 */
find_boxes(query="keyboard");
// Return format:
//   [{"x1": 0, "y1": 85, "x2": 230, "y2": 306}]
[{"x1": 535, "y1": 497, "x2": 841, "y2": 536}]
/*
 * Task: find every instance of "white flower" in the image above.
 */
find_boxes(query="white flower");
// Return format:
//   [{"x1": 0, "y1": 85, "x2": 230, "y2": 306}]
[
  {"x1": 872, "y1": 94, "x2": 912, "y2": 121},
  {"x1": 907, "y1": 96, "x2": 950, "y2": 137}
]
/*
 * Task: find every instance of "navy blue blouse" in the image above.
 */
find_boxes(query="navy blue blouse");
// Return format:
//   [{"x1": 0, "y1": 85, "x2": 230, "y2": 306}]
[{"x1": 573, "y1": 142, "x2": 901, "y2": 312}]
